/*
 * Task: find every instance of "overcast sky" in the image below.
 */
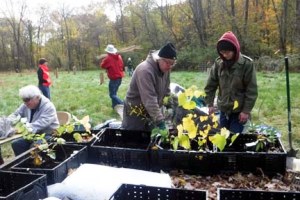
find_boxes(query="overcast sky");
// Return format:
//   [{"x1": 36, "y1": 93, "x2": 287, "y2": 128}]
[{"x1": 0, "y1": 0, "x2": 113, "y2": 21}]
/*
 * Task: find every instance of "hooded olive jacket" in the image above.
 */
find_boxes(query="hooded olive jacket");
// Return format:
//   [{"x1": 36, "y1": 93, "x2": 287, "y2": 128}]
[
  {"x1": 205, "y1": 31, "x2": 258, "y2": 115},
  {"x1": 122, "y1": 51, "x2": 170, "y2": 130},
  {"x1": 205, "y1": 54, "x2": 258, "y2": 114}
]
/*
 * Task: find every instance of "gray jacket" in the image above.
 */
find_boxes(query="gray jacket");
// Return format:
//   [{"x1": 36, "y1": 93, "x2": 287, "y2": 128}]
[
  {"x1": 10, "y1": 95, "x2": 59, "y2": 135},
  {"x1": 122, "y1": 51, "x2": 170, "y2": 130}
]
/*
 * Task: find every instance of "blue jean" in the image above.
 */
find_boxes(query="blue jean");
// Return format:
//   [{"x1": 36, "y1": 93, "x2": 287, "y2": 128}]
[
  {"x1": 39, "y1": 85, "x2": 51, "y2": 99},
  {"x1": 109, "y1": 78, "x2": 123, "y2": 108},
  {"x1": 11, "y1": 135, "x2": 51, "y2": 156},
  {"x1": 219, "y1": 112, "x2": 244, "y2": 134}
]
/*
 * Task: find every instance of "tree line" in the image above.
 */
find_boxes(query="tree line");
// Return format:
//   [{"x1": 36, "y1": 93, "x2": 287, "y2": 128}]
[{"x1": 0, "y1": 0, "x2": 299, "y2": 72}]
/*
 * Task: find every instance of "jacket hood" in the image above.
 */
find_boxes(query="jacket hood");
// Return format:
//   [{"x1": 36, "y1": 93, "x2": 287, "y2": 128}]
[{"x1": 217, "y1": 31, "x2": 240, "y2": 62}]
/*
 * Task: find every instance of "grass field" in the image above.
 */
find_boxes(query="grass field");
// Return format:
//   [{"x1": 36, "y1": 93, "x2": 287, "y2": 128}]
[{"x1": 0, "y1": 70, "x2": 299, "y2": 160}]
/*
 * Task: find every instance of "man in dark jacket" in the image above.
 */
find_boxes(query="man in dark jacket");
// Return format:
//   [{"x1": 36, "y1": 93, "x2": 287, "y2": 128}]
[
  {"x1": 204, "y1": 31, "x2": 258, "y2": 133},
  {"x1": 122, "y1": 43, "x2": 176, "y2": 131},
  {"x1": 100, "y1": 44, "x2": 125, "y2": 109}
]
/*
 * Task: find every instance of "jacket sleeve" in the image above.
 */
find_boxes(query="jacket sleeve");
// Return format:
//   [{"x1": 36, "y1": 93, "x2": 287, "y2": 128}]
[
  {"x1": 204, "y1": 61, "x2": 219, "y2": 107},
  {"x1": 242, "y1": 61, "x2": 258, "y2": 113},
  {"x1": 100, "y1": 57, "x2": 109, "y2": 69}
]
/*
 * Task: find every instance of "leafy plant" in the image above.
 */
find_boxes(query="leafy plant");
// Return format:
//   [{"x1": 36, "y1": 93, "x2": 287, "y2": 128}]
[
  {"x1": 151, "y1": 85, "x2": 239, "y2": 152},
  {"x1": 245, "y1": 123, "x2": 281, "y2": 152},
  {"x1": 53, "y1": 115, "x2": 92, "y2": 143}
]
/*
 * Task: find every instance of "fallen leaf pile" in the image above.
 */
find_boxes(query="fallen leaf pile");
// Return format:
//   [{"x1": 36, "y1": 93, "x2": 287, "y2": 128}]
[{"x1": 170, "y1": 170, "x2": 300, "y2": 200}]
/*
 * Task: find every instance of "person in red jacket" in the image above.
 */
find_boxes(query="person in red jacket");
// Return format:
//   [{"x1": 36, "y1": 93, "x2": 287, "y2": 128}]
[
  {"x1": 100, "y1": 44, "x2": 125, "y2": 109},
  {"x1": 37, "y1": 58, "x2": 52, "y2": 99}
]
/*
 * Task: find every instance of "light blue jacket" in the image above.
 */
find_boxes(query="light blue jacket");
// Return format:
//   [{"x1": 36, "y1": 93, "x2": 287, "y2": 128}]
[{"x1": 11, "y1": 95, "x2": 59, "y2": 135}]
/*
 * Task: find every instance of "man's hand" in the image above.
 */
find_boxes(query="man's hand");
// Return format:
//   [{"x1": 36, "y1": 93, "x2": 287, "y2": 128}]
[{"x1": 239, "y1": 112, "x2": 249, "y2": 123}]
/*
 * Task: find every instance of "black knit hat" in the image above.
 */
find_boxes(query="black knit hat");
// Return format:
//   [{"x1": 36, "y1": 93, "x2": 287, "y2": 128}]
[
  {"x1": 39, "y1": 58, "x2": 47, "y2": 65},
  {"x1": 217, "y1": 40, "x2": 235, "y2": 52},
  {"x1": 158, "y1": 43, "x2": 177, "y2": 60}
]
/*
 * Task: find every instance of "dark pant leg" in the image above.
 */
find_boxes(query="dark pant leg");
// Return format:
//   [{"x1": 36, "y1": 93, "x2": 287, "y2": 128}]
[
  {"x1": 38, "y1": 85, "x2": 51, "y2": 99},
  {"x1": 220, "y1": 112, "x2": 244, "y2": 133},
  {"x1": 11, "y1": 138, "x2": 32, "y2": 156},
  {"x1": 109, "y1": 78, "x2": 123, "y2": 108}
]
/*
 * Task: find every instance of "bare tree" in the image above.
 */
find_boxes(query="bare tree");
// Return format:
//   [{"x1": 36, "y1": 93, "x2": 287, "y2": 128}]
[
  {"x1": 271, "y1": 0, "x2": 288, "y2": 55},
  {"x1": 188, "y1": 0, "x2": 207, "y2": 47},
  {"x1": 296, "y1": 0, "x2": 300, "y2": 48},
  {"x1": 1, "y1": 0, "x2": 27, "y2": 71}
]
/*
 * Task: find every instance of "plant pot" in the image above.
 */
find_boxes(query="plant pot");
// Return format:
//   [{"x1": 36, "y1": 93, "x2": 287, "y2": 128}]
[
  {"x1": 0, "y1": 170, "x2": 47, "y2": 200},
  {"x1": 89, "y1": 128, "x2": 151, "y2": 170},
  {"x1": 11, "y1": 144, "x2": 88, "y2": 185}
]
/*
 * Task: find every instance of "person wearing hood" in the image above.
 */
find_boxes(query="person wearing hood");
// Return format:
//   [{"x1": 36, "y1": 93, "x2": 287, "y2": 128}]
[
  {"x1": 10, "y1": 85, "x2": 59, "y2": 156},
  {"x1": 122, "y1": 42, "x2": 176, "y2": 131},
  {"x1": 100, "y1": 44, "x2": 125, "y2": 109},
  {"x1": 204, "y1": 31, "x2": 258, "y2": 133}
]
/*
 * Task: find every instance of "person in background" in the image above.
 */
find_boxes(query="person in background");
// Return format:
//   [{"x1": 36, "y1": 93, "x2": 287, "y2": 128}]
[
  {"x1": 37, "y1": 58, "x2": 52, "y2": 99},
  {"x1": 127, "y1": 57, "x2": 134, "y2": 76},
  {"x1": 204, "y1": 31, "x2": 258, "y2": 133},
  {"x1": 100, "y1": 44, "x2": 125, "y2": 109},
  {"x1": 122, "y1": 42, "x2": 177, "y2": 131},
  {"x1": 10, "y1": 85, "x2": 59, "y2": 156}
]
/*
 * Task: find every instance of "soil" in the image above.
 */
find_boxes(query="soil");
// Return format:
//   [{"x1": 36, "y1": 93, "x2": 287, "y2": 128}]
[{"x1": 170, "y1": 170, "x2": 300, "y2": 200}]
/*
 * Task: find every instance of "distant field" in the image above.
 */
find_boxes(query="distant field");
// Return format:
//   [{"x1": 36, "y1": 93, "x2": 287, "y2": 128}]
[{"x1": 0, "y1": 70, "x2": 299, "y2": 160}]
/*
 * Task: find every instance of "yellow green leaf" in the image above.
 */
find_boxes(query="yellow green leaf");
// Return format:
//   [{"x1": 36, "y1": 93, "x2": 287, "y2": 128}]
[
  {"x1": 179, "y1": 134, "x2": 191, "y2": 150},
  {"x1": 220, "y1": 128, "x2": 230, "y2": 139},
  {"x1": 172, "y1": 137, "x2": 179, "y2": 150},
  {"x1": 209, "y1": 134, "x2": 226, "y2": 151},
  {"x1": 73, "y1": 133, "x2": 83, "y2": 143},
  {"x1": 229, "y1": 133, "x2": 240, "y2": 146},
  {"x1": 233, "y1": 100, "x2": 239, "y2": 110},
  {"x1": 200, "y1": 116, "x2": 208, "y2": 122}
]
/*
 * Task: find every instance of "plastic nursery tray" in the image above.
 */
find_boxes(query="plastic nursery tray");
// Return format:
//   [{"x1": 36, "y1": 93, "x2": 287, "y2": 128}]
[
  {"x1": 11, "y1": 144, "x2": 87, "y2": 185},
  {"x1": 110, "y1": 184, "x2": 207, "y2": 200},
  {"x1": 89, "y1": 128, "x2": 151, "y2": 170},
  {"x1": 150, "y1": 134, "x2": 287, "y2": 176},
  {"x1": 218, "y1": 188, "x2": 300, "y2": 200},
  {"x1": 0, "y1": 170, "x2": 47, "y2": 200}
]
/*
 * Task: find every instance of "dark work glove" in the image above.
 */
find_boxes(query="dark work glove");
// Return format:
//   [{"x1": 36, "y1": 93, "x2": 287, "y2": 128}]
[
  {"x1": 157, "y1": 121, "x2": 166, "y2": 130},
  {"x1": 192, "y1": 97, "x2": 206, "y2": 107}
]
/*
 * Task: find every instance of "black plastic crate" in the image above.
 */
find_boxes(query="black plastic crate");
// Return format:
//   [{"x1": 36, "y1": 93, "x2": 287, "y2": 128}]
[
  {"x1": 89, "y1": 128, "x2": 151, "y2": 170},
  {"x1": 11, "y1": 144, "x2": 87, "y2": 185},
  {"x1": 0, "y1": 170, "x2": 47, "y2": 200},
  {"x1": 150, "y1": 148, "x2": 214, "y2": 175},
  {"x1": 218, "y1": 188, "x2": 300, "y2": 200},
  {"x1": 110, "y1": 184, "x2": 207, "y2": 200}
]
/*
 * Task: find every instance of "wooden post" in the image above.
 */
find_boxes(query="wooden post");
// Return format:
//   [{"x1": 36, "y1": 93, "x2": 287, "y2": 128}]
[
  {"x1": 100, "y1": 72, "x2": 104, "y2": 85},
  {"x1": 55, "y1": 68, "x2": 58, "y2": 78}
]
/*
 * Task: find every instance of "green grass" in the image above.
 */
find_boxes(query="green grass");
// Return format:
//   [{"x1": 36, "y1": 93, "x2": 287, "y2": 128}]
[{"x1": 0, "y1": 70, "x2": 300, "y2": 159}]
